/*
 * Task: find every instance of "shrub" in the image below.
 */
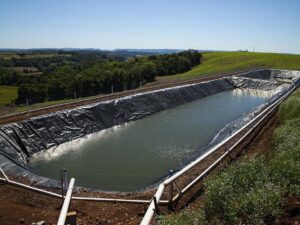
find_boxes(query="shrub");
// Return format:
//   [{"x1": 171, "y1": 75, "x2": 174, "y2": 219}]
[
  {"x1": 272, "y1": 118, "x2": 300, "y2": 153},
  {"x1": 278, "y1": 93, "x2": 300, "y2": 121},
  {"x1": 271, "y1": 118, "x2": 300, "y2": 196},
  {"x1": 204, "y1": 157, "x2": 282, "y2": 224},
  {"x1": 158, "y1": 209, "x2": 207, "y2": 225}
]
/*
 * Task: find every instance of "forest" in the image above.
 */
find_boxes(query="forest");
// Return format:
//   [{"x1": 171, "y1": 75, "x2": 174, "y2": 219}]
[{"x1": 0, "y1": 50, "x2": 202, "y2": 104}]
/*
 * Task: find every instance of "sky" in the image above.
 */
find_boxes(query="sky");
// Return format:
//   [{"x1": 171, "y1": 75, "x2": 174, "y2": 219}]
[{"x1": 0, "y1": 0, "x2": 300, "y2": 53}]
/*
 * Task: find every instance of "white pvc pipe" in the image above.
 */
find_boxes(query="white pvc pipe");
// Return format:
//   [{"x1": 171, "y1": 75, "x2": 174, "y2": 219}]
[
  {"x1": 72, "y1": 196, "x2": 150, "y2": 204},
  {"x1": 8, "y1": 179, "x2": 62, "y2": 198},
  {"x1": 178, "y1": 89, "x2": 290, "y2": 196},
  {"x1": 0, "y1": 166, "x2": 155, "y2": 204},
  {"x1": 0, "y1": 167, "x2": 9, "y2": 181},
  {"x1": 140, "y1": 183, "x2": 165, "y2": 225},
  {"x1": 163, "y1": 85, "x2": 294, "y2": 186},
  {"x1": 57, "y1": 178, "x2": 75, "y2": 225},
  {"x1": 140, "y1": 83, "x2": 296, "y2": 225}
]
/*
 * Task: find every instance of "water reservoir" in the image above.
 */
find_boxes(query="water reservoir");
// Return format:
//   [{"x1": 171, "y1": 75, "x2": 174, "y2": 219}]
[{"x1": 29, "y1": 88, "x2": 272, "y2": 191}]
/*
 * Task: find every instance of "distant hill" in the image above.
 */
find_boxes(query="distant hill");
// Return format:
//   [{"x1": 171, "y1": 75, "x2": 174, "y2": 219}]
[
  {"x1": 0, "y1": 48, "x2": 213, "y2": 53},
  {"x1": 0, "y1": 48, "x2": 186, "y2": 55},
  {"x1": 113, "y1": 49, "x2": 185, "y2": 54}
]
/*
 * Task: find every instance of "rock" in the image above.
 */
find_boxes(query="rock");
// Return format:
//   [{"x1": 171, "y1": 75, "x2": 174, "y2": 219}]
[
  {"x1": 31, "y1": 221, "x2": 45, "y2": 225},
  {"x1": 99, "y1": 219, "x2": 108, "y2": 224}
]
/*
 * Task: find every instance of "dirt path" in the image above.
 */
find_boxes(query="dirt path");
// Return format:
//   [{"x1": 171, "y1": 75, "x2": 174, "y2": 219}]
[{"x1": 0, "y1": 184, "x2": 147, "y2": 225}]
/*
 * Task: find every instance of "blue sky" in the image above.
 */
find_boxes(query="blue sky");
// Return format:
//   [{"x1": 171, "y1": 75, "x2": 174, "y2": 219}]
[{"x1": 0, "y1": 0, "x2": 300, "y2": 53}]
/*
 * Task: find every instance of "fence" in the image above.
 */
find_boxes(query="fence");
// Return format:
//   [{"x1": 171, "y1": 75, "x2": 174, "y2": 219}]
[
  {"x1": 57, "y1": 178, "x2": 75, "y2": 225},
  {"x1": 0, "y1": 68, "x2": 266, "y2": 125}
]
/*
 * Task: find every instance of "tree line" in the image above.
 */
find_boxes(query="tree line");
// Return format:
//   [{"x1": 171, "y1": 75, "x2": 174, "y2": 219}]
[{"x1": 1, "y1": 50, "x2": 202, "y2": 104}]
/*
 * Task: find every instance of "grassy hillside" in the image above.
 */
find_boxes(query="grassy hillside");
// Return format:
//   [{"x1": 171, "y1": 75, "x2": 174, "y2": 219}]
[
  {"x1": 159, "y1": 88, "x2": 300, "y2": 225},
  {"x1": 0, "y1": 86, "x2": 18, "y2": 105},
  {"x1": 159, "y1": 52, "x2": 300, "y2": 82}
]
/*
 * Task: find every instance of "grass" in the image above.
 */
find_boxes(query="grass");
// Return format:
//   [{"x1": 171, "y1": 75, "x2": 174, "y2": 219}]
[
  {"x1": 0, "y1": 94, "x2": 104, "y2": 116},
  {"x1": 0, "y1": 88, "x2": 106, "y2": 116},
  {"x1": 13, "y1": 98, "x2": 83, "y2": 113},
  {"x1": 0, "y1": 87, "x2": 93, "y2": 115},
  {"x1": 159, "y1": 52, "x2": 300, "y2": 82},
  {"x1": 159, "y1": 88, "x2": 300, "y2": 225},
  {"x1": 0, "y1": 86, "x2": 18, "y2": 105}
]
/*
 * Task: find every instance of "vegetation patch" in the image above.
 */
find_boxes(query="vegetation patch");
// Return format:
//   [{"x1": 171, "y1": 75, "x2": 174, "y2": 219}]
[
  {"x1": 159, "y1": 88, "x2": 300, "y2": 225},
  {"x1": 0, "y1": 50, "x2": 202, "y2": 104},
  {"x1": 0, "y1": 86, "x2": 18, "y2": 105}
]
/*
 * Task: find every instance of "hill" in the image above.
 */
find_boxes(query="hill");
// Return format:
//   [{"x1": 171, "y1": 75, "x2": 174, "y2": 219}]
[{"x1": 158, "y1": 51, "x2": 300, "y2": 83}]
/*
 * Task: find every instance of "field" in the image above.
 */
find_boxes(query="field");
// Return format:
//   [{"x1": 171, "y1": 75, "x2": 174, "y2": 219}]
[
  {"x1": 159, "y1": 51, "x2": 300, "y2": 82},
  {"x1": 0, "y1": 86, "x2": 18, "y2": 105},
  {"x1": 0, "y1": 52, "x2": 71, "y2": 60}
]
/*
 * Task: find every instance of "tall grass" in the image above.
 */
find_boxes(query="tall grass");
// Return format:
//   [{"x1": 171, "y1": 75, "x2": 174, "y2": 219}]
[{"x1": 159, "y1": 88, "x2": 300, "y2": 225}]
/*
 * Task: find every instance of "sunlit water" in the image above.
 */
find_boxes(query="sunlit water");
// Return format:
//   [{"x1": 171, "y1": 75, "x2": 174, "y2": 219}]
[{"x1": 29, "y1": 88, "x2": 273, "y2": 191}]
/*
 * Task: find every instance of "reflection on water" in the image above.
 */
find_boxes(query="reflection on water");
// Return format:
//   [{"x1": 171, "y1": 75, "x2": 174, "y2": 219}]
[
  {"x1": 232, "y1": 88, "x2": 274, "y2": 98},
  {"x1": 29, "y1": 88, "x2": 272, "y2": 191}
]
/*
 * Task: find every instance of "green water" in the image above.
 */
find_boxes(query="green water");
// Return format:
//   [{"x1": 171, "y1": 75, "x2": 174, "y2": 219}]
[{"x1": 29, "y1": 88, "x2": 272, "y2": 191}]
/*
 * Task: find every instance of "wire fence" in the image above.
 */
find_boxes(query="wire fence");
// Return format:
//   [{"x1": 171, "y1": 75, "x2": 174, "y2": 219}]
[{"x1": 0, "y1": 68, "x2": 267, "y2": 125}]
